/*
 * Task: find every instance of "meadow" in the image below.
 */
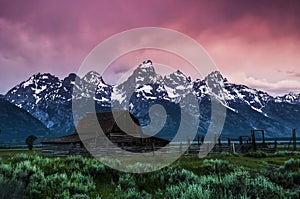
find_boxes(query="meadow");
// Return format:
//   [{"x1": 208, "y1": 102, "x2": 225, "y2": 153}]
[{"x1": 0, "y1": 150, "x2": 300, "y2": 199}]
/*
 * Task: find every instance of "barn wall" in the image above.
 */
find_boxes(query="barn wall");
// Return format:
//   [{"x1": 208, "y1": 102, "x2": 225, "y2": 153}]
[{"x1": 42, "y1": 143, "x2": 90, "y2": 157}]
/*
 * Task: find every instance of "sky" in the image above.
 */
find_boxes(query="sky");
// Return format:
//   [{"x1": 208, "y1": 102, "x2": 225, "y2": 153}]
[{"x1": 0, "y1": 0, "x2": 300, "y2": 96}]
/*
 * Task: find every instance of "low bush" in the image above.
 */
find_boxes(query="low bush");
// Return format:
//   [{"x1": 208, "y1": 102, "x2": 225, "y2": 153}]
[
  {"x1": 10, "y1": 153, "x2": 31, "y2": 163},
  {"x1": 272, "y1": 151, "x2": 300, "y2": 157},
  {"x1": 115, "y1": 186, "x2": 152, "y2": 199},
  {"x1": 0, "y1": 163, "x2": 13, "y2": 178},
  {"x1": 266, "y1": 158, "x2": 300, "y2": 189},
  {"x1": 149, "y1": 167, "x2": 200, "y2": 189},
  {"x1": 193, "y1": 159, "x2": 236, "y2": 176},
  {"x1": 165, "y1": 183, "x2": 211, "y2": 199},
  {"x1": 26, "y1": 171, "x2": 96, "y2": 198},
  {"x1": 244, "y1": 151, "x2": 267, "y2": 158},
  {"x1": 210, "y1": 171, "x2": 276, "y2": 197},
  {"x1": 0, "y1": 174, "x2": 24, "y2": 199},
  {"x1": 164, "y1": 171, "x2": 285, "y2": 199}
]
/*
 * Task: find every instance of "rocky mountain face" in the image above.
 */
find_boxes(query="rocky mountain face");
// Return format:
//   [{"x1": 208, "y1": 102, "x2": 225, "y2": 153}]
[{"x1": 3, "y1": 60, "x2": 300, "y2": 142}]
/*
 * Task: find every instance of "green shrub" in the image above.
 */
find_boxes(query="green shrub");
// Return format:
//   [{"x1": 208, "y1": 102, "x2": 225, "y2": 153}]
[
  {"x1": 115, "y1": 186, "x2": 152, "y2": 199},
  {"x1": 71, "y1": 194, "x2": 90, "y2": 199},
  {"x1": 272, "y1": 151, "x2": 300, "y2": 157},
  {"x1": 25, "y1": 170, "x2": 96, "y2": 198},
  {"x1": 13, "y1": 160, "x2": 39, "y2": 188},
  {"x1": 0, "y1": 155, "x2": 99, "y2": 198},
  {"x1": 195, "y1": 159, "x2": 236, "y2": 176},
  {"x1": 165, "y1": 183, "x2": 211, "y2": 199},
  {"x1": 266, "y1": 158, "x2": 300, "y2": 189},
  {"x1": 0, "y1": 163, "x2": 13, "y2": 178},
  {"x1": 68, "y1": 172, "x2": 96, "y2": 194},
  {"x1": 0, "y1": 174, "x2": 24, "y2": 199},
  {"x1": 25, "y1": 169, "x2": 46, "y2": 198},
  {"x1": 281, "y1": 158, "x2": 300, "y2": 172},
  {"x1": 80, "y1": 158, "x2": 106, "y2": 176},
  {"x1": 244, "y1": 151, "x2": 267, "y2": 158},
  {"x1": 116, "y1": 167, "x2": 200, "y2": 196},
  {"x1": 10, "y1": 153, "x2": 31, "y2": 163},
  {"x1": 118, "y1": 174, "x2": 136, "y2": 191},
  {"x1": 150, "y1": 167, "x2": 200, "y2": 188},
  {"x1": 125, "y1": 162, "x2": 154, "y2": 173},
  {"x1": 197, "y1": 171, "x2": 285, "y2": 198}
]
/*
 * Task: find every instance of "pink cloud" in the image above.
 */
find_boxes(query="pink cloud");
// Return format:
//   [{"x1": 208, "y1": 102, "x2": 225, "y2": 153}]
[{"x1": 0, "y1": 0, "x2": 300, "y2": 95}]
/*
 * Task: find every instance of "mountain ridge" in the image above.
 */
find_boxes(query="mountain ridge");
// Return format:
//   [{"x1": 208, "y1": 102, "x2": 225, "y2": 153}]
[{"x1": 2, "y1": 60, "x2": 300, "y2": 142}]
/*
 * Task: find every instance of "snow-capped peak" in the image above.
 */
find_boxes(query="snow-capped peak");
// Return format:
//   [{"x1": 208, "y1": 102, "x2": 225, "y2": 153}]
[
  {"x1": 118, "y1": 60, "x2": 163, "y2": 89},
  {"x1": 205, "y1": 71, "x2": 226, "y2": 82},
  {"x1": 83, "y1": 71, "x2": 105, "y2": 86},
  {"x1": 275, "y1": 92, "x2": 300, "y2": 104},
  {"x1": 138, "y1": 60, "x2": 154, "y2": 70},
  {"x1": 164, "y1": 70, "x2": 191, "y2": 84}
]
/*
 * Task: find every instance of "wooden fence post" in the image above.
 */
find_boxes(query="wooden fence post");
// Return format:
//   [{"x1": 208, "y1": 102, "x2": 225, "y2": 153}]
[
  {"x1": 179, "y1": 143, "x2": 182, "y2": 154},
  {"x1": 251, "y1": 130, "x2": 257, "y2": 151},
  {"x1": 152, "y1": 142, "x2": 155, "y2": 156},
  {"x1": 262, "y1": 130, "x2": 265, "y2": 145},
  {"x1": 187, "y1": 137, "x2": 190, "y2": 155},
  {"x1": 232, "y1": 143, "x2": 235, "y2": 153},
  {"x1": 293, "y1": 129, "x2": 297, "y2": 151},
  {"x1": 239, "y1": 136, "x2": 243, "y2": 145},
  {"x1": 207, "y1": 143, "x2": 209, "y2": 154},
  {"x1": 214, "y1": 134, "x2": 217, "y2": 145}
]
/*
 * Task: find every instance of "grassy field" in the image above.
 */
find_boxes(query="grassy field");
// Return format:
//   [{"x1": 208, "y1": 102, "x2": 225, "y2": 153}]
[{"x1": 0, "y1": 150, "x2": 300, "y2": 198}]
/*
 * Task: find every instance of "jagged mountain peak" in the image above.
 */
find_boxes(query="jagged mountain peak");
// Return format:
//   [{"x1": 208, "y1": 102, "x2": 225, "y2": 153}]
[
  {"x1": 117, "y1": 60, "x2": 162, "y2": 89},
  {"x1": 83, "y1": 71, "x2": 105, "y2": 86},
  {"x1": 23, "y1": 73, "x2": 59, "y2": 85},
  {"x1": 134, "y1": 60, "x2": 158, "y2": 76},
  {"x1": 205, "y1": 71, "x2": 227, "y2": 82},
  {"x1": 138, "y1": 60, "x2": 153, "y2": 69},
  {"x1": 5, "y1": 72, "x2": 61, "y2": 98},
  {"x1": 165, "y1": 69, "x2": 191, "y2": 84},
  {"x1": 33, "y1": 73, "x2": 59, "y2": 81},
  {"x1": 136, "y1": 60, "x2": 154, "y2": 71},
  {"x1": 32, "y1": 72, "x2": 56, "y2": 78},
  {"x1": 64, "y1": 73, "x2": 78, "y2": 81},
  {"x1": 284, "y1": 92, "x2": 299, "y2": 97},
  {"x1": 275, "y1": 92, "x2": 300, "y2": 103},
  {"x1": 62, "y1": 73, "x2": 79, "y2": 88}
]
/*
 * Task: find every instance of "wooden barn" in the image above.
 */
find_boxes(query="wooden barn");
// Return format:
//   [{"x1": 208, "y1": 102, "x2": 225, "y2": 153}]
[{"x1": 41, "y1": 110, "x2": 169, "y2": 156}]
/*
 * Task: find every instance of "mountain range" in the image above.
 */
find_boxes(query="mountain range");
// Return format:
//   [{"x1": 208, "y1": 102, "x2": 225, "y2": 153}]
[{"x1": 1, "y1": 60, "x2": 300, "y2": 144}]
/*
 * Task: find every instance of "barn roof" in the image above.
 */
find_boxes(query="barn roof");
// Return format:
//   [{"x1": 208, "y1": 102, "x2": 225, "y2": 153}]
[
  {"x1": 76, "y1": 110, "x2": 142, "y2": 136},
  {"x1": 42, "y1": 110, "x2": 143, "y2": 144}
]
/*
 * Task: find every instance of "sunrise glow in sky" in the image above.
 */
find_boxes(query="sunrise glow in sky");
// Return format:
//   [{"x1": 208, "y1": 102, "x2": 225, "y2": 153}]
[{"x1": 1, "y1": 0, "x2": 300, "y2": 96}]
